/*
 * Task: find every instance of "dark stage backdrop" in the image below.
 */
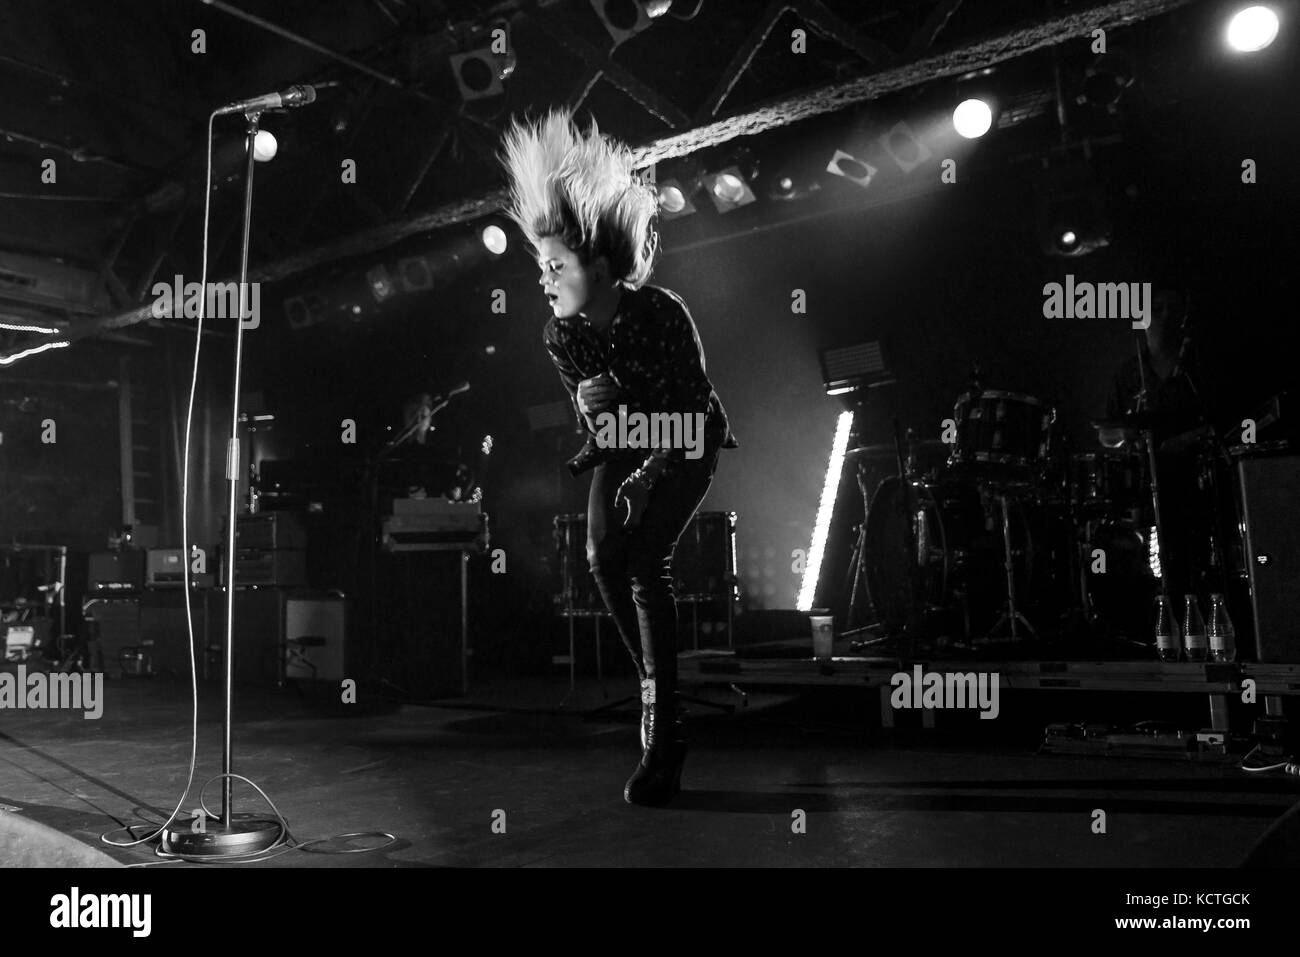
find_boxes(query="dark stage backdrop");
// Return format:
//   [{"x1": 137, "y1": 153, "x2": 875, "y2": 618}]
[
  {"x1": 232, "y1": 157, "x2": 1292, "y2": 639},
  {"x1": 200, "y1": 35, "x2": 1298, "y2": 648}
]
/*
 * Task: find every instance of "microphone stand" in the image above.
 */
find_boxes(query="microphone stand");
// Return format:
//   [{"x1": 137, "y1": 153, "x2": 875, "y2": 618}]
[{"x1": 162, "y1": 110, "x2": 281, "y2": 857}]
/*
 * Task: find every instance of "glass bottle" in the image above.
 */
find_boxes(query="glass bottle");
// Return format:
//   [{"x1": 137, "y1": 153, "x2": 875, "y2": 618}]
[
  {"x1": 1154, "y1": 595, "x2": 1181, "y2": 662},
  {"x1": 1183, "y1": 595, "x2": 1208, "y2": 662},
  {"x1": 1208, "y1": 593, "x2": 1237, "y2": 663}
]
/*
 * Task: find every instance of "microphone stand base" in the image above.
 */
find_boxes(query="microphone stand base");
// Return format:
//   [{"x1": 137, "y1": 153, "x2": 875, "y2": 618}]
[{"x1": 160, "y1": 814, "x2": 283, "y2": 858}]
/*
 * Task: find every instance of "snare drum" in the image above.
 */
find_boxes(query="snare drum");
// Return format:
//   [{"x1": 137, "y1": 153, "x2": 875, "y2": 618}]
[{"x1": 948, "y1": 390, "x2": 1055, "y2": 477}]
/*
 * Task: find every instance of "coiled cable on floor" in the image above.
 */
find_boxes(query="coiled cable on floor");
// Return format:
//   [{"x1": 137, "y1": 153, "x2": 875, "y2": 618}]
[{"x1": 1239, "y1": 743, "x2": 1297, "y2": 774}]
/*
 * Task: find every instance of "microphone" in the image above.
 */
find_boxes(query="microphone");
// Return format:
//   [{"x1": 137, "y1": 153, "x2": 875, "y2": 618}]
[
  {"x1": 445, "y1": 382, "x2": 471, "y2": 398},
  {"x1": 216, "y1": 85, "x2": 317, "y2": 116}
]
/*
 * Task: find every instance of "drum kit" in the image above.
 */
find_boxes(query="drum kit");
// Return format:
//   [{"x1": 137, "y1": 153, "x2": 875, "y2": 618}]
[{"x1": 845, "y1": 388, "x2": 1181, "y2": 649}]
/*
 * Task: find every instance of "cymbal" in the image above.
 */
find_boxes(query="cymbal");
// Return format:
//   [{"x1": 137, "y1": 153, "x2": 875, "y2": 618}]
[{"x1": 846, "y1": 443, "x2": 897, "y2": 458}]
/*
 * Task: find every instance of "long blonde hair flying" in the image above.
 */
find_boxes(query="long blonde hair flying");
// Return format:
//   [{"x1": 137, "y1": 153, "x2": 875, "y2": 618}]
[{"x1": 499, "y1": 107, "x2": 659, "y2": 289}]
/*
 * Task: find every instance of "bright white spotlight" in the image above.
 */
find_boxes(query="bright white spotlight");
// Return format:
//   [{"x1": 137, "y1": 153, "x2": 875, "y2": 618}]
[
  {"x1": 1226, "y1": 6, "x2": 1279, "y2": 52},
  {"x1": 482, "y1": 224, "x2": 508, "y2": 255},
  {"x1": 712, "y1": 173, "x2": 747, "y2": 203},
  {"x1": 953, "y1": 98, "x2": 994, "y2": 138},
  {"x1": 1060, "y1": 229, "x2": 1078, "y2": 247},
  {"x1": 796, "y1": 410, "x2": 855, "y2": 612},
  {"x1": 658, "y1": 184, "x2": 687, "y2": 213}
]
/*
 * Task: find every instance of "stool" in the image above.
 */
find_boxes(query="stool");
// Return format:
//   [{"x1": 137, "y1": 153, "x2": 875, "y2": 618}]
[{"x1": 285, "y1": 635, "x2": 327, "y2": 687}]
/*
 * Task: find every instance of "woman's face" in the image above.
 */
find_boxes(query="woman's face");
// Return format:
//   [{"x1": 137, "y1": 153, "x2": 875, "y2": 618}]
[{"x1": 536, "y1": 235, "x2": 598, "y2": 320}]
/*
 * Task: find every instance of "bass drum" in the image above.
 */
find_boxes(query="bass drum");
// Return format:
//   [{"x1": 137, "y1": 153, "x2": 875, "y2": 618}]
[
  {"x1": 1083, "y1": 519, "x2": 1160, "y2": 641},
  {"x1": 863, "y1": 477, "x2": 1036, "y2": 638}
]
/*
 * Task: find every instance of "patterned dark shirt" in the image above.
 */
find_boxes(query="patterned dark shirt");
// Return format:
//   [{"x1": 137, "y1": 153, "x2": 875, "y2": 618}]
[
  {"x1": 542, "y1": 284, "x2": 736, "y2": 474},
  {"x1": 1107, "y1": 349, "x2": 1205, "y2": 444}
]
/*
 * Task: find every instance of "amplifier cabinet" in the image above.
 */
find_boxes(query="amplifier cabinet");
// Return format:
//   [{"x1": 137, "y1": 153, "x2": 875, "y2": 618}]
[
  {"x1": 1238, "y1": 452, "x2": 1300, "y2": 662},
  {"x1": 226, "y1": 512, "x2": 307, "y2": 550},
  {"x1": 220, "y1": 549, "x2": 307, "y2": 588},
  {"x1": 146, "y1": 548, "x2": 186, "y2": 587},
  {"x1": 208, "y1": 588, "x2": 285, "y2": 687},
  {"x1": 88, "y1": 550, "x2": 144, "y2": 592}
]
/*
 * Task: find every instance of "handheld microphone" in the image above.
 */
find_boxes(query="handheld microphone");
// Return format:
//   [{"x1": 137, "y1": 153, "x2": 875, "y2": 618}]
[{"x1": 216, "y1": 85, "x2": 317, "y2": 116}]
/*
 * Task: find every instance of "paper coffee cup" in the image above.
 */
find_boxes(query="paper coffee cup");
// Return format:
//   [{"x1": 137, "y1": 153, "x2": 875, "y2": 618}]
[{"x1": 810, "y1": 615, "x2": 834, "y2": 659}]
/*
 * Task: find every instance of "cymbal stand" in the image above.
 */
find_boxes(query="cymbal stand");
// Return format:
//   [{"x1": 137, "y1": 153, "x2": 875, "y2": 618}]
[
  {"x1": 842, "y1": 460, "x2": 878, "y2": 636},
  {"x1": 893, "y1": 417, "x2": 925, "y2": 658},
  {"x1": 985, "y1": 484, "x2": 1036, "y2": 641}
]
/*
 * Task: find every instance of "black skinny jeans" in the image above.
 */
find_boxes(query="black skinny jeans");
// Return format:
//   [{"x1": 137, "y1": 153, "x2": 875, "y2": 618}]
[{"x1": 586, "y1": 448, "x2": 719, "y2": 695}]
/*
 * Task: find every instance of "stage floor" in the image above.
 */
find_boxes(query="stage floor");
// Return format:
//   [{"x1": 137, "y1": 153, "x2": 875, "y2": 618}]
[{"x1": 0, "y1": 673, "x2": 1296, "y2": 867}]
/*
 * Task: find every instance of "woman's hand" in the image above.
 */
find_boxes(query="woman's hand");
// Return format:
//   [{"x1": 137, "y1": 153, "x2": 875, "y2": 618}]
[{"x1": 577, "y1": 373, "x2": 619, "y2": 416}]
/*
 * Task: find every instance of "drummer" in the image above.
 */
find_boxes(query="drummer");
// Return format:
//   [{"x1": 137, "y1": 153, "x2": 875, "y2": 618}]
[
  {"x1": 1097, "y1": 286, "x2": 1209, "y2": 597},
  {"x1": 1100, "y1": 287, "x2": 1203, "y2": 447}
]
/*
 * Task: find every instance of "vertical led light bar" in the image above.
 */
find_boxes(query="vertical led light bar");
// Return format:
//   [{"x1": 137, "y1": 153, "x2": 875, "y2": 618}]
[
  {"x1": 796, "y1": 410, "x2": 855, "y2": 611},
  {"x1": 1148, "y1": 525, "x2": 1162, "y2": 580}
]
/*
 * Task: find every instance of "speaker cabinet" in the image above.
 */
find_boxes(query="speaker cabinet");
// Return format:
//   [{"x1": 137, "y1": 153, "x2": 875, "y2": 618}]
[
  {"x1": 209, "y1": 588, "x2": 285, "y2": 686},
  {"x1": 1238, "y1": 452, "x2": 1300, "y2": 662},
  {"x1": 88, "y1": 550, "x2": 145, "y2": 592},
  {"x1": 139, "y1": 589, "x2": 211, "y2": 678}
]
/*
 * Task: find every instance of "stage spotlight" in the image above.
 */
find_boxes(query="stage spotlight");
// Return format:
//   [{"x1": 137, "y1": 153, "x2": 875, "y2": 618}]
[
  {"x1": 702, "y1": 167, "x2": 755, "y2": 213},
  {"x1": 481, "y1": 224, "x2": 508, "y2": 255},
  {"x1": 1226, "y1": 5, "x2": 1279, "y2": 52},
  {"x1": 766, "y1": 171, "x2": 819, "y2": 202},
  {"x1": 1079, "y1": 52, "x2": 1135, "y2": 111},
  {"x1": 1043, "y1": 207, "x2": 1109, "y2": 257},
  {"x1": 953, "y1": 98, "x2": 994, "y2": 138},
  {"x1": 1042, "y1": 197, "x2": 1109, "y2": 257},
  {"x1": 590, "y1": 0, "x2": 673, "y2": 45},
  {"x1": 825, "y1": 150, "x2": 877, "y2": 188},
  {"x1": 366, "y1": 265, "x2": 397, "y2": 302},
  {"x1": 450, "y1": 19, "x2": 516, "y2": 100},
  {"x1": 655, "y1": 178, "x2": 697, "y2": 219},
  {"x1": 397, "y1": 256, "x2": 433, "y2": 293},
  {"x1": 1038, "y1": 160, "x2": 1111, "y2": 258},
  {"x1": 878, "y1": 121, "x2": 932, "y2": 173}
]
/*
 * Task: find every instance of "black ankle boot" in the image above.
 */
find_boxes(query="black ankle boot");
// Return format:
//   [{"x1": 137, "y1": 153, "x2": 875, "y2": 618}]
[{"x1": 624, "y1": 699, "x2": 686, "y2": 807}]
